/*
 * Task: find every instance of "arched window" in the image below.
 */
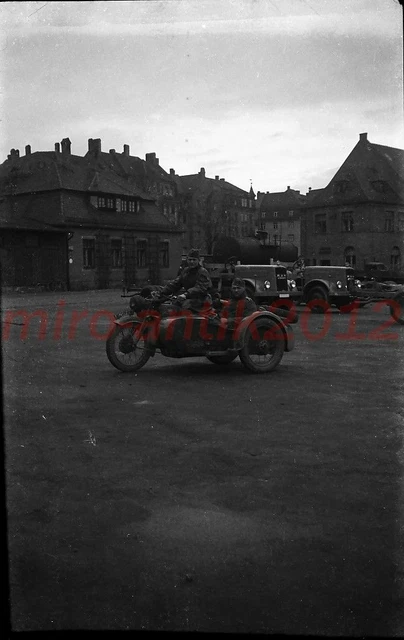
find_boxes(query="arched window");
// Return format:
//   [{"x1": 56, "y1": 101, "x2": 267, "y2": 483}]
[
  {"x1": 391, "y1": 246, "x2": 401, "y2": 270},
  {"x1": 344, "y1": 246, "x2": 356, "y2": 267}
]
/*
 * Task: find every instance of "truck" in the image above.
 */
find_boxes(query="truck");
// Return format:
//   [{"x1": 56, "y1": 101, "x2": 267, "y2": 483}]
[{"x1": 206, "y1": 237, "x2": 357, "y2": 312}]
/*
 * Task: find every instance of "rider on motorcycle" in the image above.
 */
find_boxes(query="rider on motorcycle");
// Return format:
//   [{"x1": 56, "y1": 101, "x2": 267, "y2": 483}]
[{"x1": 159, "y1": 248, "x2": 213, "y2": 313}]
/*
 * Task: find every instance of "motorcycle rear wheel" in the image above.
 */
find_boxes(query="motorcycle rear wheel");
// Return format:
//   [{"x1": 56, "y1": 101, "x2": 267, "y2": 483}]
[
  {"x1": 106, "y1": 325, "x2": 151, "y2": 372},
  {"x1": 239, "y1": 317, "x2": 285, "y2": 373}
]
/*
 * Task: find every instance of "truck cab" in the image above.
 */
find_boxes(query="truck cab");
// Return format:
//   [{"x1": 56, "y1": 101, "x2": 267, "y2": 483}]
[
  {"x1": 292, "y1": 265, "x2": 357, "y2": 311},
  {"x1": 217, "y1": 264, "x2": 293, "y2": 305}
]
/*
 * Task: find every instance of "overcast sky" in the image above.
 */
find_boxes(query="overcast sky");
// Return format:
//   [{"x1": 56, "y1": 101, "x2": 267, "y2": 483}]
[{"x1": 1, "y1": 0, "x2": 403, "y2": 194}]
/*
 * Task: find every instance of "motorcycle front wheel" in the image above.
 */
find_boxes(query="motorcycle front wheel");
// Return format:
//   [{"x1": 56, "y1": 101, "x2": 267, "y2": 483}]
[
  {"x1": 239, "y1": 317, "x2": 285, "y2": 373},
  {"x1": 106, "y1": 324, "x2": 151, "y2": 372}
]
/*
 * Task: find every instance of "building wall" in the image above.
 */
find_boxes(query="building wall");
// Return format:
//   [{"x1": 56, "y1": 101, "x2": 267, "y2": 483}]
[
  {"x1": 301, "y1": 203, "x2": 404, "y2": 267},
  {"x1": 0, "y1": 230, "x2": 67, "y2": 288},
  {"x1": 68, "y1": 229, "x2": 182, "y2": 290}
]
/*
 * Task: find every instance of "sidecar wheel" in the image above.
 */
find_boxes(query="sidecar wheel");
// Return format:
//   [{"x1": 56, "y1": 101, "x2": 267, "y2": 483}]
[
  {"x1": 206, "y1": 354, "x2": 238, "y2": 365},
  {"x1": 106, "y1": 325, "x2": 151, "y2": 372},
  {"x1": 239, "y1": 317, "x2": 285, "y2": 373}
]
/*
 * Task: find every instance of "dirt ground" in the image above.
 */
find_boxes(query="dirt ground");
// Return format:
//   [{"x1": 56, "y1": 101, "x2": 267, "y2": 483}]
[{"x1": 3, "y1": 289, "x2": 404, "y2": 634}]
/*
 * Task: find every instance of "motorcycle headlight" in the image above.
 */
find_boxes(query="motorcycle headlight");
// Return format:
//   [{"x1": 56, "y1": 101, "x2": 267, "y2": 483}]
[
  {"x1": 264, "y1": 280, "x2": 271, "y2": 289},
  {"x1": 336, "y1": 280, "x2": 342, "y2": 289}
]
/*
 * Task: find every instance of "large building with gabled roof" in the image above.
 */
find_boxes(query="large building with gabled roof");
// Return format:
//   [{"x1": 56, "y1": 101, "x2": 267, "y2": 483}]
[
  {"x1": 0, "y1": 138, "x2": 184, "y2": 290},
  {"x1": 301, "y1": 133, "x2": 404, "y2": 269}
]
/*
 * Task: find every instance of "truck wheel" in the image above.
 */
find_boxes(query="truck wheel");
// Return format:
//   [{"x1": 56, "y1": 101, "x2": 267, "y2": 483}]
[
  {"x1": 206, "y1": 354, "x2": 238, "y2": 365},
  {"x1": 306, "y1": 287, "x2": 330, "y2": 314},
  {"x1": 390, "y1": 293, "x2": 404, "y2": 325},
  {"x1": 239, "y1": 317, "x2": 285, "y2": 373},
  {"x1": 106, "y1": 325, "x2": 151, "y2": 372}
]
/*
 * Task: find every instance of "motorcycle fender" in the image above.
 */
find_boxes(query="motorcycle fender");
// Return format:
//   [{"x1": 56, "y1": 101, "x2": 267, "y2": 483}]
[
  {"x1": 113, "y1": 315, "x2": 158, "y2": 355},
  {"x1": 113, "y1": 314, "x2": 142, "y2": 327},
  {"x1": 234, "y1": 311, "x2": 294, "y2": 352}
]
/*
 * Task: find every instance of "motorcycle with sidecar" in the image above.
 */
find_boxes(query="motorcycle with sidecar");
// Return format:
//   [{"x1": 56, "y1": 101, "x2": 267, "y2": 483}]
[{"x1": 106, "y1": 293, "x2": 296, "y2": 374}]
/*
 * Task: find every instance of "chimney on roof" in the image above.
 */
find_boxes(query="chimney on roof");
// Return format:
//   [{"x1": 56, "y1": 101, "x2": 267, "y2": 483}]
[
  {"x1": 199, "y1": 167, "x2": 205, "y2": 177},
  {"x1": 61, "y1": 138, "x2": 71, "y2": 155},
  {"x1": 170, "y1": 168, "x2": 175, "y2": 176},
  {"x1": 25, "y1": 145, "x2": 31, "y2": 156},
  {"x1": 359, "y1": 132, "x2": 368, "y2": 142},
  {"x1": 109, "y1": 149, "x2": 116, "y2": 154},
  {"x1": 123, "y1": 144, "x2": 130, "y2": 156},
  {"x1": 287, "y1": 185, "x2": 290, "y2": 190},
  {"x1": 88, "y1": 138, "x2": 101, "y2": 155},
  {"x1": 220, "y1": 178, "x2": 225, "y2": 182},
  {"x1": 55, "y1": 143, "x2": 60, "y2": 153},
  {"x1": 215, "y1": 175, "x2": 219, "y2": 180},
  {"x1": 308, "y1": 187, "x2": 312, "y2": 192},
  {"x1": 146, "y1": 152, "x2": 156, "y2": 163},
  {"x1": 266, "y1": 191, "x2": 270, "y2": 194}
]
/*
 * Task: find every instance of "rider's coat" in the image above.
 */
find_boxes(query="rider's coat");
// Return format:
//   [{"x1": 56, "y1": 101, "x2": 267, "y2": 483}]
[{"x1": 161, "y1": 264, "x2": 212, "y2": 300}]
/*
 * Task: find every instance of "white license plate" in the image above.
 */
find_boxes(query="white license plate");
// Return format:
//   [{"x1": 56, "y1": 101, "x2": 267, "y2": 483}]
[{"x1": 279, "y1": 293, "x2": 289, "y2": 298}]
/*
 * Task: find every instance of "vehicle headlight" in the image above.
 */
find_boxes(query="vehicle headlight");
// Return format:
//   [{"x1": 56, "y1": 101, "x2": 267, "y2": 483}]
[
  {"x1": 336, "y1": 280, "x2": 342, "y2": 289},
  {"x1": 264, "y1": 280, "x2": 271, "y2": 289},
  {"x1": 355, "y1": 279, "x2": 362, "y2": 288},
  {"x1": 288, "y1": 279, "x2": 297, "y2": 289}
]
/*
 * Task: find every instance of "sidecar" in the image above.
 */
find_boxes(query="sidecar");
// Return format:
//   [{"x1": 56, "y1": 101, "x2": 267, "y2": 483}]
[{"x1": 106, "y1": 301, "x2": 295, "y2": 374}]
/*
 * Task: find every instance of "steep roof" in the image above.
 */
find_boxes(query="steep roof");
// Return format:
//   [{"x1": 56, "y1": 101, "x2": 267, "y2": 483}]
[
  {"x1": 305, "y1": 134, "x2": 404, "y2": 207},
  {"x1": 0, "y1": 151, "x2": 155, "y2": 200},
  {"x1": 258, "y1": 188, "x2": 306, "y2": 210},
  {"x1": 0, "y1": 191, "x2": 181, "y2": 233},
  {"x1": 179, "y1": 172, "x2": 250, "y2": 196}
]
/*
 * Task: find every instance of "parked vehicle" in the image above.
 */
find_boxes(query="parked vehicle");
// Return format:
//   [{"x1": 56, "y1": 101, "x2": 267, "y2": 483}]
[
  {"x1": 290, "y1": 264, "x2": 358, "y2": 313},
  {"x1": 355, "y1": 262, "x2": 404, "y2": 285},
  {"x1": 106, "y1": 294, "x2": 295, "y2": 374}
]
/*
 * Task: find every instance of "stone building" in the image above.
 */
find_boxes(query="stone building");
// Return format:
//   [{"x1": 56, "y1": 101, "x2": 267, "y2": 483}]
[
  {"x1": 0, "y1": 139, "x2": 183, "y2": 290},
  {"x1": 171, "y1": 168, "x2": 255, "y2": 255},
  {"x1": 301, "y1": 133, "x2": 404, "y2": 268},
  {"x1": 256, "y1": 186, "x2": 306, "y2": 257}
]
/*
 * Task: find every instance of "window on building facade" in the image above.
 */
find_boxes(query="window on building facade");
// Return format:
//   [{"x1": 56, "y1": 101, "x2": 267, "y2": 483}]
[
  {"x1": 385, "y1": 211, "x2": 394, "y2": 232},
  {"x1": 341, "y1": 211, "x2": 354, "y2": 232},
  {"x1": 399, "y1": 212, "x2": 404, "y2": 231},
  {"x1": 121, "y1": 199, "x2": 127, "y2": 213},
  {"x1": 344, "y1": 246, "x2": 356, "y2": 267},
  {"x1": 273, "y1": 211, "x2": 278, "y2": 217},
  {"x1": 159, "y1": 241, "x2": 170, "y2": 268},
  {"x1": 136, "y1": 240, "x2": 148, "y2": 268},
  {"x1": 261, "y1": 212, "x2": 266, "y2": 218},
  {"x1": 111, "y1": 239, "x2": 123, "y2": 268},
  {"x1": 273, "y1": 222, "x2": 278, "y2": 230},
  {"x1": 288, "y1": 221, "x2": 294, "y2": 228},
  {"x1": 241, "y1": 198, "x2": 248, "y2": 207},
  {"x1": 315, "y1": 213, "x2": 327, "y2": 234},
  {"x1": 289, "y1": 210, "x2": 294, "y2": 216},
  {"x1": 128, "y1": 200, "x2": 140, "y2": 213},
  {"x1": 391, "y1": 246, "x2": 401, "y2": 270},
  {"x1": 249, "y1": 199, "x2": 253, "y2": 208},
  {"x1": 97, "y1": 196, "x2": 116, "y2": 210},
  {"x1": 273, "y1": 235, "x2": 278, "y2": 245},
  {"x1": 83, "y1": 238, "x2": 95, "y2": 269},
  {"x1": 288, "y1": 234, "x2": 295, "y2": 242}
]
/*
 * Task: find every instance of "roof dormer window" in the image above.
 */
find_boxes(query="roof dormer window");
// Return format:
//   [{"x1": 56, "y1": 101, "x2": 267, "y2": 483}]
[{"x1": 371, "y1": 180, "x2": 387, "y2": 193}]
